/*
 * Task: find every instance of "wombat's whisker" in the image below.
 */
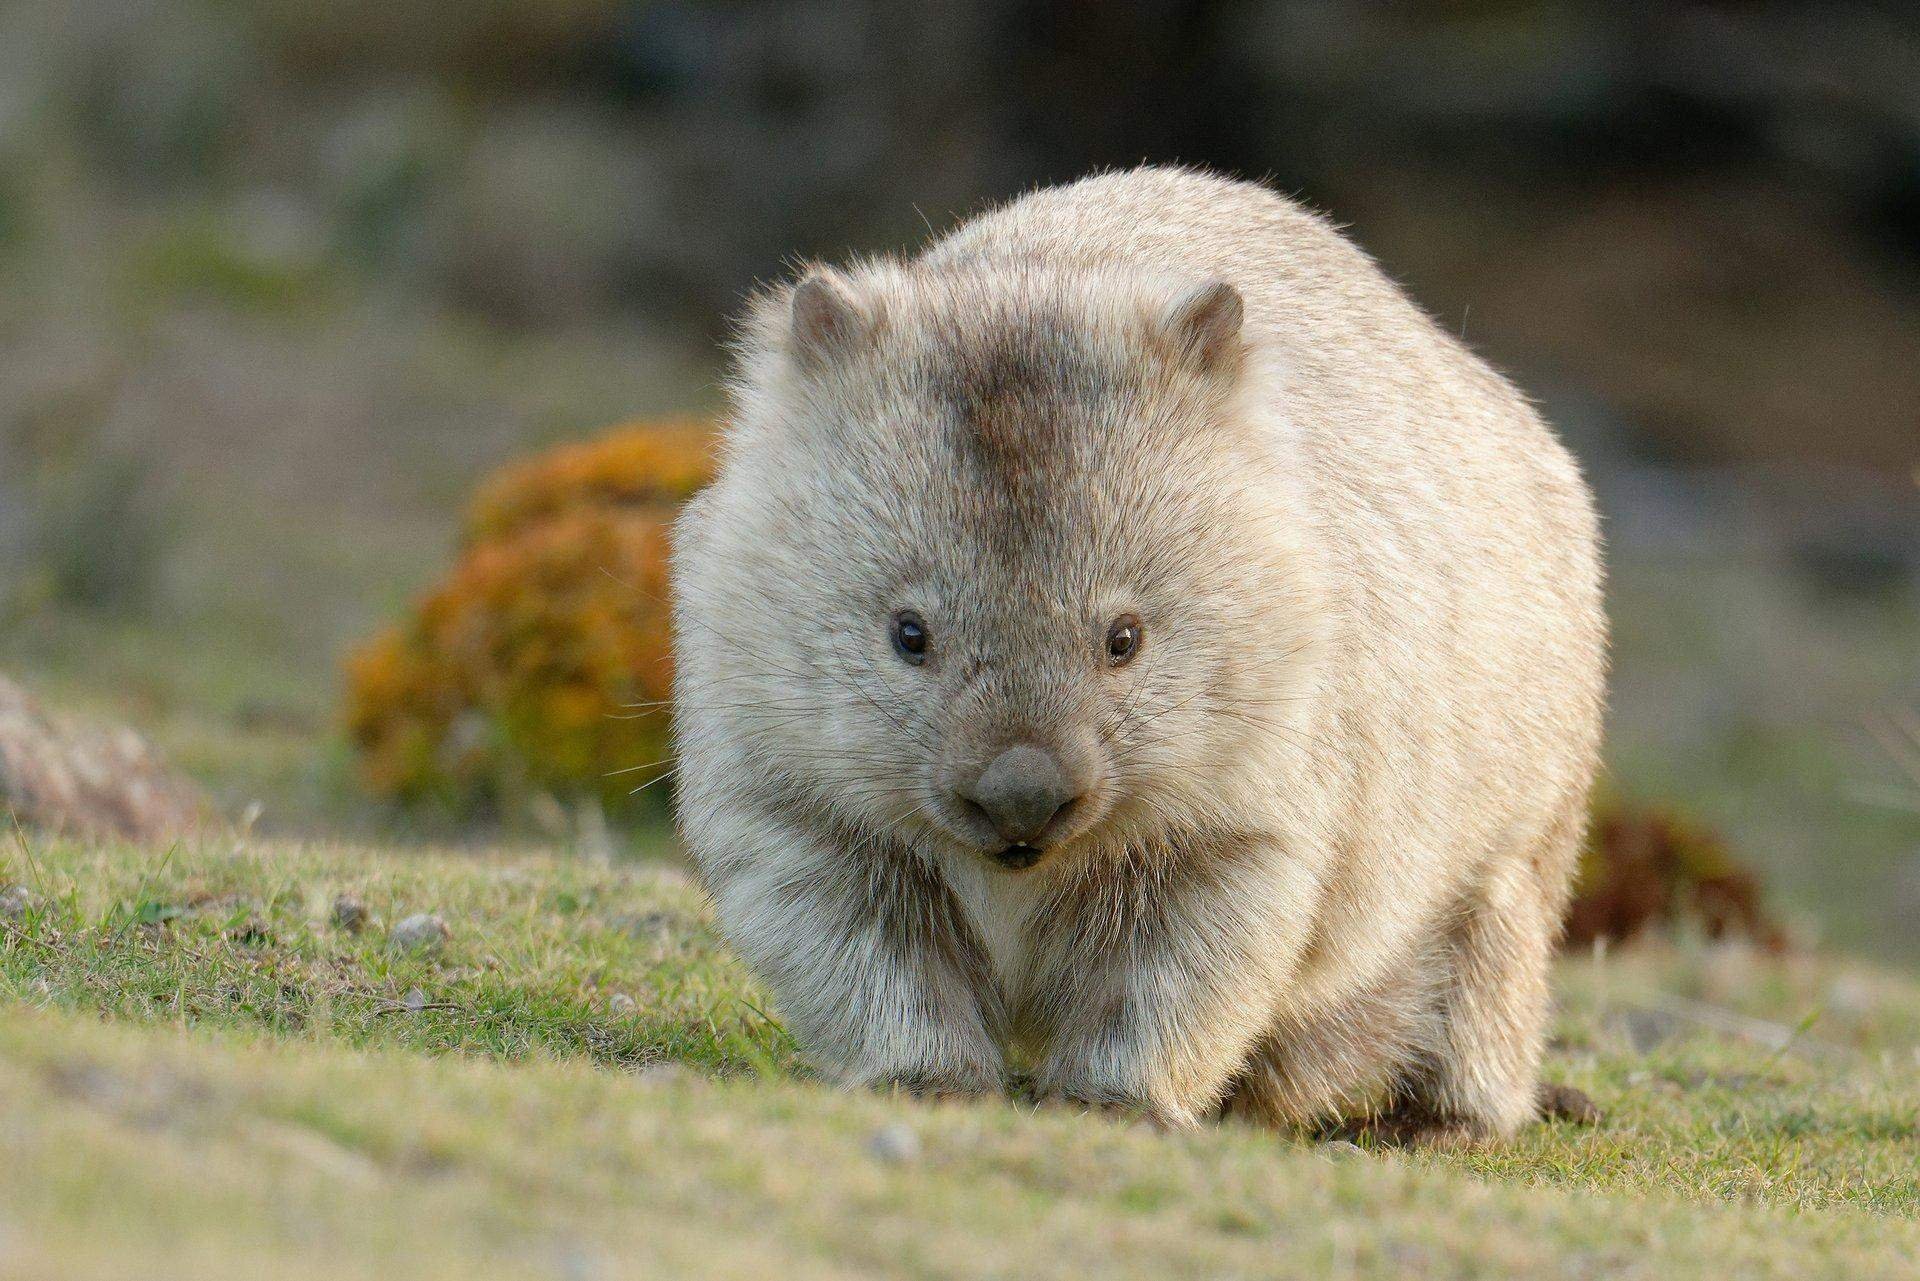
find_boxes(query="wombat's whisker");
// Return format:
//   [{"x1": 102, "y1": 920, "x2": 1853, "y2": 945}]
[
  {"x1": 627, "y1": 766, "x2": 679, "y2": 795},
  {"x1": 606, "y1": 757, "x2": 676, "y2": 777}
]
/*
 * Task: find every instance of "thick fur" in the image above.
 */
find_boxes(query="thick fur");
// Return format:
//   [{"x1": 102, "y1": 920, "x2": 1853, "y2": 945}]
[{"x1": 671, "y1": 167, "x2": 1606, "y2": 1138}]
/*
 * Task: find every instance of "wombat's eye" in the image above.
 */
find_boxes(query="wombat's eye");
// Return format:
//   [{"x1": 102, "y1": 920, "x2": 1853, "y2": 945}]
[
  {"x1": 891, "y1": 610, "x2": 929, "y2": 665},
  {"x1": 1105, "y1": 614, "x2": 1142, "y2": 666}
]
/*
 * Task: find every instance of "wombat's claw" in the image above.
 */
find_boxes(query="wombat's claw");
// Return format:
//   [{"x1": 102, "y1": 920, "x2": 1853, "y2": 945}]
[
  {"x1": 1058, "y1": 1094, "x2": 1177, "y2": 1131},
  {"x1": 913, "y1": 1085, "x2": 994, "y2": 1106},
  {"x1": 877, "y1": 1069, "x2": 996, "y2": 1103},
  {"x1": 1085, "y1": 1099, "x2": 1171, "y2": 1129}
]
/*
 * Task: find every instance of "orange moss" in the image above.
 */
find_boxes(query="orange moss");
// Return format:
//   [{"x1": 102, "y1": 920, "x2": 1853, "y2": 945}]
[
  {"x1": 345, "y1": 420, "x2": 709, "y2": 814},
  {"x1": 464, "y1": 417, "x2": 713, "y2": 546}
]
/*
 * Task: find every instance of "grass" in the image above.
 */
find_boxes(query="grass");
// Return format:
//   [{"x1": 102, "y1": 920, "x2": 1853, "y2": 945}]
[
  {"x1": 0, "y1": 834, "x2": 770, "y2": 1075},
  {"x1": 1, "y1": 833, "x2": 1916, "y2": 1278}
]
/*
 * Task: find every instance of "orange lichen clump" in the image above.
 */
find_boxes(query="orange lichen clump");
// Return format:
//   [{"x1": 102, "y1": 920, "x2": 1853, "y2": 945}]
[
  {"x1": 344, "y1": 419, "x2": 712, "y2": 814},
  {"x1": 464, "y1": 418, "x2": 713, "y2": 546}
]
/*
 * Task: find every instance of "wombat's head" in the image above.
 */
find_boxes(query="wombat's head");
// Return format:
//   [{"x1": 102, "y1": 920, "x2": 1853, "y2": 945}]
[{"x1": 675, "y1": 262, "x2": 1321, "y2": 872}]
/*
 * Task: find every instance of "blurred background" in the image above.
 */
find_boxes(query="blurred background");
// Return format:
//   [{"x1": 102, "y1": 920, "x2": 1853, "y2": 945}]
[{"x1": 0, "y1": 1, "x2": 1914, "y2": 957}]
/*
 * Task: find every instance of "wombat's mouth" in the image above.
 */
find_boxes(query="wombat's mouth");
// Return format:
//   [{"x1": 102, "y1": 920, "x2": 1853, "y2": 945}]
[{"x1": 990, "y1": 842, "x2": 1045, "y2": 871}]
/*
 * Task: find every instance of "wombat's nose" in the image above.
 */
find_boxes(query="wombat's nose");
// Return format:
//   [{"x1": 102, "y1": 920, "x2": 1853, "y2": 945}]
[{"x1": 956, "y1": 744, "x2": 1081, "y2": 846}]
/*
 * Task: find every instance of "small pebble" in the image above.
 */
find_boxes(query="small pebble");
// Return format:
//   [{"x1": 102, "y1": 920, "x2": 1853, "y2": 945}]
[
  {"x1": 331, "y1": 893, "x2": 368, "y2": 933},
  {"x1": 867, "y1": 1123, "x2": 921, "y2": 1164},
  {"x1": 0, "y1": 884, "x2": 35, "y2": 921},
  {"x1": 387, "y1": 912, "x2": 449, "y2": 953},
  {"x1": 1825, "y1": 973, "x2": 1877, "y2": 1017},
  {"x1": 607, "y1": 992, "x2": 638, "y2": 1016}
]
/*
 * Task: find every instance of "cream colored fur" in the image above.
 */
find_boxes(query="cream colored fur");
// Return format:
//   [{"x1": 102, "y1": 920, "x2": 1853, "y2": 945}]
[{"x1": 671, "y1": 167, "x2": 1606, "y2": 1138}]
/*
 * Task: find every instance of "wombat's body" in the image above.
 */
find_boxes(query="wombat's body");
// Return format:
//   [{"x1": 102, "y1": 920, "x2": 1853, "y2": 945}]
[{"x1": 672, "y1": 168, "x2": 1605, "y2": 1138}]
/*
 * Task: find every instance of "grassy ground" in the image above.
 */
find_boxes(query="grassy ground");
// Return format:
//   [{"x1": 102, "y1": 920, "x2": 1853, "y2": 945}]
[{"x1": 1, "y1": 833, "x2": 1915, "y2": 1278}]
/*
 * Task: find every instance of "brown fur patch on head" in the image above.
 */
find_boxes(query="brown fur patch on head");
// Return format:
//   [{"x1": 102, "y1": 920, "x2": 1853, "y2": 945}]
[
  {"x1": 921, "y1": 303, "x2": 1107, "y2": 481},
  {"x1": 889, "y1": 270, "x2": 1248, "y2": 559}
]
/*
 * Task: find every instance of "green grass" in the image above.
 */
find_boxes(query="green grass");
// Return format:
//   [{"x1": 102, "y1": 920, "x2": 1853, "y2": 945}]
[
  {"x1": 1, "y1": 834, "x2": 1916, "y2": 1277},
  {"x1": 0, "y1": 836, "x2": 775, "y2": 1075}
]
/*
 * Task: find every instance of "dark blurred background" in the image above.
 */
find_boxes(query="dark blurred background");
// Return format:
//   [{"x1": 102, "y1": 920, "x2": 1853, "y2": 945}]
[{"x1": 0, "y1": 1, "x2": 1915, "y2": 954}]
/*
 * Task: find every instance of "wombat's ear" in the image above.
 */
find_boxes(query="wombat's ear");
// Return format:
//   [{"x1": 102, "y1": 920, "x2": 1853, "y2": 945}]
[
  {"x1": 1161, "y1": 279, "x2": 1244, "y2": 375},
  {"x1": 788, "y1": 268, "x2": 875, "y2": 367}
]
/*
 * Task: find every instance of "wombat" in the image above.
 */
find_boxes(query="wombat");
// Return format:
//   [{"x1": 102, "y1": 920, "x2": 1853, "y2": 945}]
[{"x1": 671, "y1": 167, "x2": 1606, "y2": 1140}]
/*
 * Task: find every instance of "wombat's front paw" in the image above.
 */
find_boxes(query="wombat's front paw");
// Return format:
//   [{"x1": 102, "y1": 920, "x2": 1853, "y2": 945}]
[
  {"x1": 1024, "y1": 1078, "x2": 1191, "y2": 1130},
  {"x1": 1053, "y1": 1094, "x2": 1177, "y2": 1131},
  {"x1": 878, "y1": 1068, "x2": 998, "y2": 1102},
  {"x1": 848, "y1": 1049, "x2": 1002, "y2": 1101}
]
